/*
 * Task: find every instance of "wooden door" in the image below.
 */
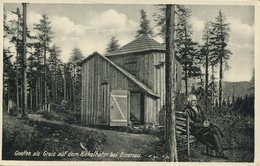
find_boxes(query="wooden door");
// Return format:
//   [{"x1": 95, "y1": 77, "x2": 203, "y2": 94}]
[
  {"x1": 130, "y1": 92, "x2": 144, "y2": 124},
  {"x1": 110, "y1": 90, "x2": 128, "y2": 126}
]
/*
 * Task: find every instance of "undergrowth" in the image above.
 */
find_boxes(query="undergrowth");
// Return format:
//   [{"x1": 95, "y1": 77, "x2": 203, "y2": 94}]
[{"x1": 2, "y1": 114, "x2": 107, "y2": 160}]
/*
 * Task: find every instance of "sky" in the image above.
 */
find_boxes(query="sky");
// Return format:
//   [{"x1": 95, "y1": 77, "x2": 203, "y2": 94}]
[{"x1": 3, "y1": 3, "x2": 255, "y2": 82}]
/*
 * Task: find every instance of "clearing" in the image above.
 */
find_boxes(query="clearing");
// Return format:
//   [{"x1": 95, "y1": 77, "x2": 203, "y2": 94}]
[{"x1": 2, "y1": 110, "x2": 254, "y2": 162}]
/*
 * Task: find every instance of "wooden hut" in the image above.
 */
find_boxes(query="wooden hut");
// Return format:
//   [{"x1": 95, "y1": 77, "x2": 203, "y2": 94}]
[
  {"x1": 80, "y1": 52, "x2": 159, "y2": 126},
  {"x1": 80, "y1": 35, "x2": 182, "y2": 126}
]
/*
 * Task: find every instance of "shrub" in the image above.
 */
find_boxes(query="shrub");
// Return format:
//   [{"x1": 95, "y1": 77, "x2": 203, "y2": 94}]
[{"x1": 2, "y1": 117, "x2": 43, "y2": 160}]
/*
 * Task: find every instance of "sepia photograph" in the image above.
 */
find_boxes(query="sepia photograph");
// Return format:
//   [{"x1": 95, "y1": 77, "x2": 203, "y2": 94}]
[{"x1": 1, "y1": 1, "x2": 257, "y2": 164}]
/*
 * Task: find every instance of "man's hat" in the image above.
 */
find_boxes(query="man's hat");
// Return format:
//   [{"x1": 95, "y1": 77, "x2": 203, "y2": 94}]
[{"x1": 187, "y1": 94, "x2": 197, "y2": 102}]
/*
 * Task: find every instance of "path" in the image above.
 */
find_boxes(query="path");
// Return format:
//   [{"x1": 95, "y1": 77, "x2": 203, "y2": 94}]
[{"x1": 28, "y1": 113, "x2": 160, "y2": 161}]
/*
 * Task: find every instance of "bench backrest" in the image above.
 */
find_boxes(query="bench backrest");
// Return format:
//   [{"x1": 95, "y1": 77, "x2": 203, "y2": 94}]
[
  {"x1": 175, "y1": 111, "x2": 195, "y2": 157},
  {"x1": 175, "y1": 111, "x2": 191, "y2": 136}
]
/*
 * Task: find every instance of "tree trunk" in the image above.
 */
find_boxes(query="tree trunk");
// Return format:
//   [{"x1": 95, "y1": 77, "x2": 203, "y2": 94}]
[
  {"x1": 44, "y1": 39, "x2": 47, "y2": 109},
  {"x1": 219, "y1": 12, "x2": 224, "y2": 111},
  {"x1": 72, "y1": 79, "x2": 75, "y2": 111},
  {"x1": 165, "y1": 4, "x2": 178, "y2": 162},
  {"x1": 52, "y1": 78, "x2": 55, "y2": 101},
  {"x1": 20, "y1": 80, "x2": 23, "y2": 114},
  {"x1": 184, "y1": 25, "x2": 188, "y2": 96},
  {"x1": 219, "y1": 56, "x2": 223, "y2": 110},
  {"x1": 29, "y1": 59, "x2": 33, "y2": 112},
  {"x1": 69, "y1": 85, "x2": 72, "y2": 110},
  {"x1": 39, "y1": 77, "x2": 42, "y2": 108},
  {"x1": 205, "y1": 40, "x2": 209, "y2": 111},
  {"x1": 211, "y1": 65, "x2": 215, "y2": 107},
  {"x1": 185, "y1": 67, "x2": 188, "y2": 95},
  {"x1": 7, "y1": 82, "x2": 10, "y2": 113},
  {"x1": 21, "y1": 3, "x2": 27, "y2": 117},
  {"x1": 30, "y1": 87, "x2": 33, "y2": 112},
  {"x1": 67, "y1": 85, "x2": 69, "y2": 102},
  {"x1": 64, "y1": 74, "x2": 66, "y2": 101},
  {"x1": 36, "y1": 78, "x2": 38, "y2": 110},
  {"x1": 16, "y1": 17, "x2": 20, "y2": 111},
  {"x1": 16, "y1": 68, "x2": 19, "y2": 110},
  {"x1": 54, "y1": 61, "x2": 58, "y2": 101},
  {"x1": 55, "y1": 77, "x2": 57, "y2": 101}
]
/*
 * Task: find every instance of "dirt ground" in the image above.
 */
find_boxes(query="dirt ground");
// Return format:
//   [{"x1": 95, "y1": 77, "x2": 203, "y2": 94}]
[{"x1": 2, "y1": 112, "x2": 254, "y2": 162}]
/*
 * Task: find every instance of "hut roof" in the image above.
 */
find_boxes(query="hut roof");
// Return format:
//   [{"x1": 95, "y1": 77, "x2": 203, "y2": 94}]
[
  {"x1": 80, "y1": 52, "x2": 159, "y2": 98},
  {"x1": 106, "y1": 34, "x2": 182, "y2": 63},
  {"x1": 106, "y1": 35, "x2": 164, "y2": 56}
]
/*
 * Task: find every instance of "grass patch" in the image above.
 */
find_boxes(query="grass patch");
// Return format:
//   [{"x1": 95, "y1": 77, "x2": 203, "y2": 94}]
[
  {"x1": 2, "y1": 113, "x2": 107, "y2": 161},
  {"x1": 37, "y1": 110, "x2": 80, "y2": 124}
]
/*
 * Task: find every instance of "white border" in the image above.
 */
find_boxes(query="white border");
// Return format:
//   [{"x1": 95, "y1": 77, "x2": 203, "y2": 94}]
[{"x1": 0, "y1": 0, "x2": 259, "y2": 165}]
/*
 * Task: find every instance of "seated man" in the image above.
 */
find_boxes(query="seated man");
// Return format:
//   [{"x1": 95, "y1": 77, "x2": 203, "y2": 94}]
[{"x1": 183, "y1": 94, "x2": 225, "y2": 158}]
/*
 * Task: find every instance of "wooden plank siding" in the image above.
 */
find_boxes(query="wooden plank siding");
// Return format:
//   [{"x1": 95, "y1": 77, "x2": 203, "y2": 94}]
[
  {"x1": 108, "y1": 52, "x2": 155, "y2": 90},
  {"x1": 144, "y1": 95, "x2": 157, "y2": 124},
  {"x1": 81, "y1": 64, "x2": 85, "y2": 123},
  {"x1": 81, "y1": 54, "x2": 159, "y2": 125},
  {"x1": 152, "y1": 52, "x2": 183, "y2": 125},
  {"x1": 90, "y1": 58, "x2": 94, "y2": 124},
  {"x1": 152, "y1": 52, "x2": 166, "y2": 123}
]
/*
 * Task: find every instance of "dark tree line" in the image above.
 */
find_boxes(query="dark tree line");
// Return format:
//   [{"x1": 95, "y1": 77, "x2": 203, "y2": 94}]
[
  {"x1": 3, "y1": 5, "x2": 85, "y2": 115},
  {"x1": 209, "y1": 94, "x2": 254, "y2": 117},
  {"x1": 232, "y1": 94, "x2": 254, "y2": 116}
]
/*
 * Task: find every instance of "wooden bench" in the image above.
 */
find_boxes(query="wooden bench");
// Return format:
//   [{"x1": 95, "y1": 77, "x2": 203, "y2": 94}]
[
  {"x1": 176, "y1": 111, "x2": 216, "y2": 157},
  {"x1": 175, "y1": 111, "x2": 196, "y2": 157}
]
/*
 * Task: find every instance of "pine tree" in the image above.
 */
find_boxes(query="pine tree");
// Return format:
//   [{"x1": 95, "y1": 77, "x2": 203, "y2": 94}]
[
  {"x1": 202, "y1": 22, "x2": 211, "y2": 110},
  {"x1": 3, "y1": 9, "x2": 14, "y2": 110},
  {"x1": 249, "y1": 69, "x2": 254, "y2": 90},
  {"x1": 69, "y1": 48, "x2": 84, "y2": 62},
  {"x1": 27, "y1": 50, "x2": 38, "y2": 111},
  {"x1": 209, "y1": 64, "x2": 217, "y2": 107},
  {"x1": 34, "y1": 14, "x2": 53, "y2": 109},
  {"x1": 210, "y1": 10, "x2": 231, "y2": 110},
  {"x1": 175, "y1": 10, "x2": 200, "y2": 95},
  {"x1": 8, "y1": 7, "x2": 23, "y2": 110},
  {"x1": 247, "y1": 94, "x2": 254, "y2": 116},
  {"x1": 3, "y1": 49, "x2": 16, "y2": 109},
  {"x1": 136, "y1": 9, "x2": 153, "y2": 37},
  {"x1": 68, "y1": 48, "x2": 84, "y2": 111},
  {"x1": 198, "y1": 22, "x2": 216, "y2": 110},
  {"x1": 47, "y1": 44, "x2": 62, "y2": 103},
  {"x1": 105, "y1": 36, "x2": 120, "y2": 54},
  {"x1": 28, "y1": 41, "x2": 44, "y2": 110}
]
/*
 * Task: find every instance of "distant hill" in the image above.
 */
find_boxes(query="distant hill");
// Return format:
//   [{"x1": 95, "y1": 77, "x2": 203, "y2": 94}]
[
  {"x1": 182, "y1": 80, "x2": 254, "y2": 99},
  {"x1": 222, "y1": 81, "x2": 254, "y2": 99}
]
